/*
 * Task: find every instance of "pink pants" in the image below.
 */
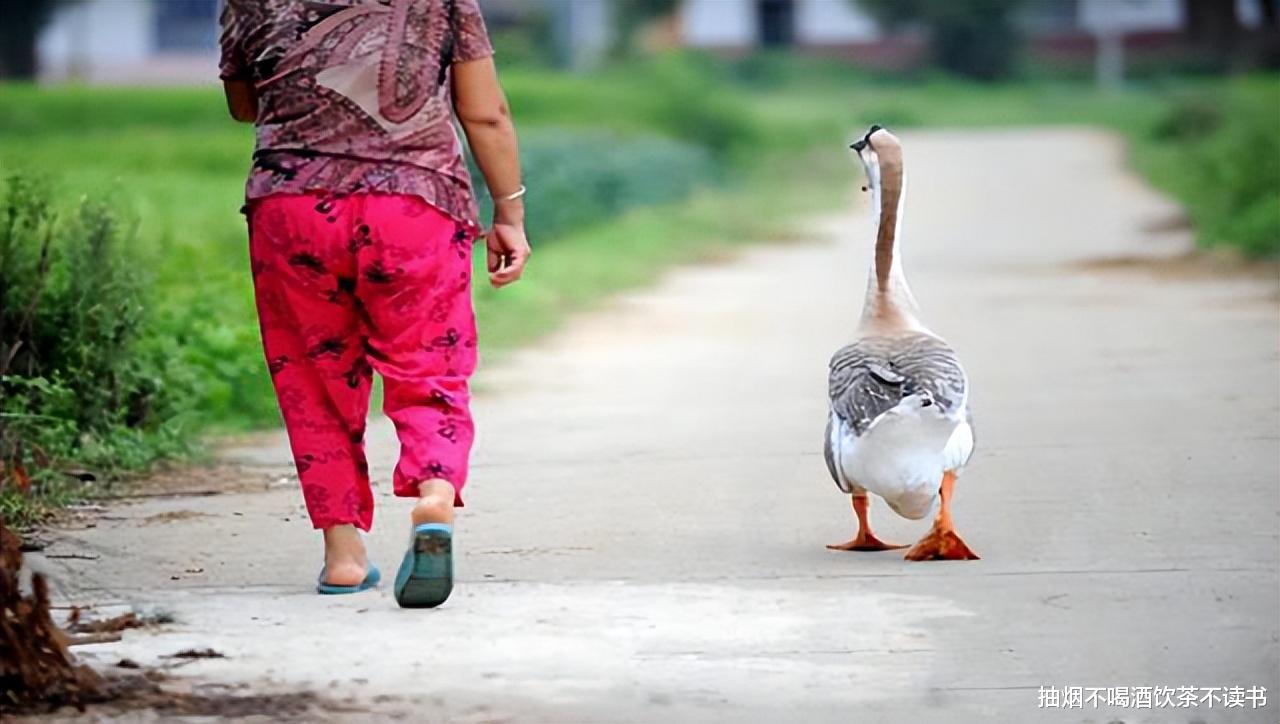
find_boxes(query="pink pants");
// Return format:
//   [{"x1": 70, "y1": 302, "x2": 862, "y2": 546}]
[{"x1": 248, "y1": 193, "x2": 477, "y2": 531}]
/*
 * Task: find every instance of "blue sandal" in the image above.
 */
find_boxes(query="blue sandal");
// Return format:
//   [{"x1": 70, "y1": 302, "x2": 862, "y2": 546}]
[
  {"x1": 316, "y1": 563, "x2": 381, "y2": 595},
  {"x1": 394, "y1": 523, "x2": 453, "y2": 608}
]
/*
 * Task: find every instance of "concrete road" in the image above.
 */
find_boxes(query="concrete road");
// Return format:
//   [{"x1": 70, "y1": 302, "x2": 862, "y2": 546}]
[{"x1": 37, "y1": 129, "x2": 1279, "y2": 722}]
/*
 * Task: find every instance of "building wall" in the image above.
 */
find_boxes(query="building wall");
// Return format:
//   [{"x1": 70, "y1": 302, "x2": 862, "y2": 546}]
[
  {"x1": 37, "y1": 0, "x2": 223, "y2": 84},
  {"x1": 679, "y1": 0, "x2": 875, "y2": 47},
  {"x1": 680, "y1": 0, "x2": 756, "y2": 48},
  {"x1": 678, "y1": 0, "x2": 1270, "y2": 50},
  {"x1": 38, "y1": 0, "x2": 158, "y2": 79},
  {"x1": 545, "y1": 0, "x2": 612, "y2": 70},
  {"x1": 794, "y1": 0, "x2": 878, "y2": 44},
  {"x1": 1078, "y1": 0, "x2": 1183, "y2": 33}
]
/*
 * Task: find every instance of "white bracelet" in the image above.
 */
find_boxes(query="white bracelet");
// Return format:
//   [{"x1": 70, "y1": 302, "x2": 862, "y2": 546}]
[{"x1": 495, "y1": 184, "x2": 526, "y2": 202}]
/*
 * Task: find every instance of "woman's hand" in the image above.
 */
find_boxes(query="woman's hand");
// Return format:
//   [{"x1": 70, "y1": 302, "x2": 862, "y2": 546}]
[
  {"x1": 454, "y1": 57, "x2": 528, "y2": 288},
  {"x1": 485, "y1": 208, "x2": 530, "y2": 288}
]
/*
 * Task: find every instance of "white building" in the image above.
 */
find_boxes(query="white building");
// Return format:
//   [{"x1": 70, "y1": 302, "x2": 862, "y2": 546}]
[
  {"x1": 35, "y1": 0, "x2": 1276, "y2": 84},
  {"x1": 681, "y1": 0, "x2": 879, "y2": 50},
  {"x1": 678, "y1": 0, "x2": 1271, "y2": 59},
  {"x1": 38, "y1": 0, "x2": 221, "y2": 84},
  {"x1": 35, "y1": 0, "x2": 613, "y2": 83}
]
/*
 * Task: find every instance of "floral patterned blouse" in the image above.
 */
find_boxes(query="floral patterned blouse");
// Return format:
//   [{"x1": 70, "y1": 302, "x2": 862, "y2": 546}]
[{"x1": 219, "y1": 0, "x2": 493, "y2": 229}]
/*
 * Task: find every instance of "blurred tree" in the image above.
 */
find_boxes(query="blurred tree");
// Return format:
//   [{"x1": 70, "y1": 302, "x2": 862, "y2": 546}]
[
  {"x1": 0, "y1": 1, "x2": 69, "y2": 80},
  {"x1": 856, "y1": 0, "x2": 1027, "y2": 81},
  {"x1": 1182, "y1": 0, "x2": 1280, "y2": 70},
  {"x1": 1182, "y1": 0, "x2": 1242, "y2": 68}
]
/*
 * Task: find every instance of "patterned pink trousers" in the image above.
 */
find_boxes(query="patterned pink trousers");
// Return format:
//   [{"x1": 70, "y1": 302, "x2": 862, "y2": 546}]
[{"x1": 248, "y1": 193, "x2": 477, "y2": 531}]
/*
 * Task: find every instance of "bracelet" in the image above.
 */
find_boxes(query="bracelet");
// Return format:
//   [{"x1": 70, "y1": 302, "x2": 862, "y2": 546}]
[{"x1": 495, "y1": 184, "x2": 526, "y2": 202}]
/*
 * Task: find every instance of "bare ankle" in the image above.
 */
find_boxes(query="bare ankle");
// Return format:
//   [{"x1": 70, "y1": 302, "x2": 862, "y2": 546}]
[
  {"x1": 412, "y1": 479, "x2": 455, "y2": 525},
  {"x1": 320, "y1": 525, "x2": 367, "y2": 584},
  {"x1": 324, "y1": 524, "x2": 360, "y2": 545}
]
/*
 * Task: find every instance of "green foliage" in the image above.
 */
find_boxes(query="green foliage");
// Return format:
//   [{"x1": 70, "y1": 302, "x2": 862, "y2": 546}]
[
  {"x1": 1, "y1": 177, "x2": 194, "y2": 524},
  {"x1": 502, "y1": 53, "x2": 759, "y2": 158},
  {"x1": 613, "y1": 0, "x2": 681, "y2": 55},
  {"x1": 489, "y1": 8, "x2": 557, "y2": 69},
  {"x1": 1164, "y1": 79, "x2": 1280, "y2": 256},
  {"x1": 629, "y1": 53, "x2": 759, "y2": 158},
  {"x1": 475, "y1": 130, "x2": 715, "y2": 241},
  {"x1": 856, "y1": 0, "x2": 1027, "y2": 81}
]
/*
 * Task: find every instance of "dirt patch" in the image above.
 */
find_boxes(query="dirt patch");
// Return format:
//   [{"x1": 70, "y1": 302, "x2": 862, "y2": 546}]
[
  {"x1": 23, "y1": 670, "x2": 344, "y2": 720},
  {"x1": 163, "y1": 648, "x2": 226, "y2": 660},
  {"x1": 139, "y1": 510, "x2": 210, "y2": 526},
  {"x1": 112, "y1": 461, "x2": 286, "y2": 500},
  {"x1": 66, "y1": 611, "x2": 143, "y2": 635},
  {"x1": 1070, "y1": 249, "x2": 1280, "y2": 284}
]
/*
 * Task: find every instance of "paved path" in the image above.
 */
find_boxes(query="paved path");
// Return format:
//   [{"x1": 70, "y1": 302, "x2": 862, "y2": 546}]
[{"x1": 38, "y1": 129, "x2": 1279, "y2": 722}]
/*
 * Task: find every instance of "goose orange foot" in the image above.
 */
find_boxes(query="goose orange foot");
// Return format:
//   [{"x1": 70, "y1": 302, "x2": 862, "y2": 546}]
[
  {"x1": 827, "y1": 494, "x2": 907, "y2": 552},
  {"x1": 827, "y1": 532, "x2": 909, "y2": 552},
  {"x1": 903, "y1": 470, "x2": 979, "y2": 561},
  {"x1": 904, "y1": 526, "x2": 979, "y2": 561}
]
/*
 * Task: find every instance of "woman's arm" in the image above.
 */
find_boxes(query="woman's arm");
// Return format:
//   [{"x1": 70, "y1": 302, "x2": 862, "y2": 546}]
[
  {"x1": 223, "y1": 80, "x2": 258, "y2": 123},
  {"x1": 453, "y1": 56, "x2": 530, "y2": 288}
]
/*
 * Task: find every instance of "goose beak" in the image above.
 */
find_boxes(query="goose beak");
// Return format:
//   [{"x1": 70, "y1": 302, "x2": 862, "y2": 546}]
[{"x1": 849, "y1": 124, "x2": 884, "y2": 153}]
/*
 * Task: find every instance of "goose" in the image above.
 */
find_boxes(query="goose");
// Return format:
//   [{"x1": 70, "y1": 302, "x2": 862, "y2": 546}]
[{"x1": 823, "y1": 125, "x2": 979, "y2": 561}]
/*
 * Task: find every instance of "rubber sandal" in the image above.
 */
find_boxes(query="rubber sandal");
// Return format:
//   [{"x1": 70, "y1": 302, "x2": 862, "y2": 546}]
[
  {"x1": 316, "y1": 563, "x2": 381, "y2": 595},
  {"x1": 394, "y1": 523, "x2": 453, "y2": 609}
]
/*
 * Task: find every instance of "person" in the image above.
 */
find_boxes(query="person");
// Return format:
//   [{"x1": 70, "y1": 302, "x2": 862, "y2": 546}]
[{"x1": 219, "y1": 0, "x2": 529, "y2": 608}]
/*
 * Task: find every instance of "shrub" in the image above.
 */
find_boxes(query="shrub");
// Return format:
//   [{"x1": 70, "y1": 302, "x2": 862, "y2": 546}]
[
  {"x1": 1151, "y1": 90, "x2": 1223, "y2": 142},
  {"x1": 1151, "y1": 79, "x2": 1280, "y2": 257},
  {"x1": 631, "y1": 53, "x2": 760, "y2": 158},
  {"x1": 1195, "y1": 84, "x2": 1280, "y2": 256},
  {"x1": 0, "y1": 177, "x2": 193, "y2": 524},
  {"x1": 472, "y1": 129, "x2": 716, "y2": 242}
]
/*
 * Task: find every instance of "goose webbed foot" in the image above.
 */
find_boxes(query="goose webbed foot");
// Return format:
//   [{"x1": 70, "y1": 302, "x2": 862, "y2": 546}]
[
  {"x1": 827, "y1": 494, "x2": 906, "y2": 552},
  {"x1": 904, "y1": 527, "x2": 979, "y2": 561},
  {"x1": 827, "y1": 531, "x2": 909, "y2": 552},
  {"x1": 904, "y1": 470, "x2": 980, "y2": 561}
]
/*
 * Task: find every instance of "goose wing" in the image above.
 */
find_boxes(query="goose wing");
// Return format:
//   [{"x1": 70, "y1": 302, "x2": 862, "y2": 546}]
[{"x1": 828, "y1": 333, "x2": 968, "y2": 436}]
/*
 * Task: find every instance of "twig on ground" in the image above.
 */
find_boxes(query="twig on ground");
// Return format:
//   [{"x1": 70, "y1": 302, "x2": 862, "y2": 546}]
[{"x1": 66, "y1": 632, "x2": 123, "y2": 647}]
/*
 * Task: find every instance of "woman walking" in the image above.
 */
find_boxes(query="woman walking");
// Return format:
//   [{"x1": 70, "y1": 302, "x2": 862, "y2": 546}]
[{"x1": 219, "y1": 0, "x2": 529, "y2": 608}]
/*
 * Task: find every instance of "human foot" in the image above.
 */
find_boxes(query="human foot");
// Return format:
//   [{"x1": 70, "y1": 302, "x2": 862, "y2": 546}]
[
  {"x1": 322, "y1": 524, "x2": 370, "y2": 586},
  {"x1": 396, "y1": 480, "x2": 456, "y2": 608},
  {"x1": 411, "y1": 479, "x2": 456, "y2": 527}
]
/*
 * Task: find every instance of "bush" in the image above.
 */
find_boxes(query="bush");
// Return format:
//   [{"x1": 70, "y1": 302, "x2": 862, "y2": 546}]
[
  {"x1": 1149, "y1": 79, "x2": 1280, "y2": 257},
  {"x1": 631, "y1": 53, "x2": 760, "y2": 158},
  {"x1": 503, "y1": 52, "x2": 760, "y2": 159},
  {"x1": 1151, "y1": 90, "x2": 1223, "y2": 142},
  {"x1": 0, "y1": 177, "x2": 193, "y2": 524},
  {"x1": 474, "y1": 130, "x2": 716, "y2": 241},
  {"x1": 1194, "y1": 85, "x2": 1280, "y2": 256}
]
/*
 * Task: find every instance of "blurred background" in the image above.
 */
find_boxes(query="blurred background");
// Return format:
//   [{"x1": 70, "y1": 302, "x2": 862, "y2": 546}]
[{"x1": 1, "y1": 0, "x2": 1278, "y2": 525}]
